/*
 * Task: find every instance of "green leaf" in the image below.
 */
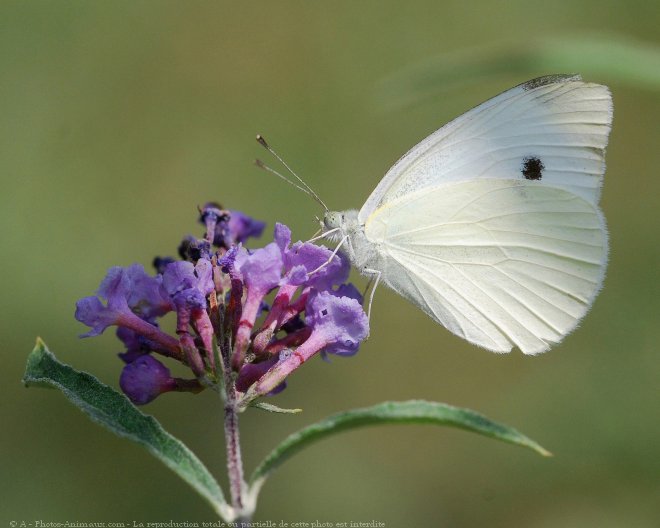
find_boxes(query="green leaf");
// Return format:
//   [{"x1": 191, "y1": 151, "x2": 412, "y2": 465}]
[
  {"x1": 252, "y1": 401, "x2": 303, "y2": 414},
  {"x1": 248, "y1": 399, "x2": 550, "y2": 500},
  {"x1": 376, "y1": 32, "x2": 660, "y2": 111},
  {"x1": 23, "y1": 338, "x2": 231, "y2": 519}
]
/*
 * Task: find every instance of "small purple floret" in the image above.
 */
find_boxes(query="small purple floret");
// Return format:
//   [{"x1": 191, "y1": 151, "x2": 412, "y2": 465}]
[
  {"x1": 306, "y1": 288, "x2": 369, "y2": 356},
  {"x1": 162, "y1": 259, "x2": 213, "y2": 297},
  {"x1": 119, "y1": 355, "x2": 176, "y2": 405},
  {"x1": 97, "y1": 267, "x2": 132, "y2": 310},
  {"x1": 235, "y1": 243, "x2": 283, "y2": 294},
  {"x1": 76, "y1": 265, "x2": 176, "y2": 338},
  {"x1": 75, "y1": 296, "x2": 122, "y2": 337},
  {"x1": 275, "y1": 223, "x2": 349, "y2": 289},
  {"x1": 123, "y1": 264, "x2": 173, "y2": 319},
  {"x1": 75, "y1": 267, "x2": 132, "y2": 336},
  {"x1": 212, "y1": 209, "x2": 265, "y2": 248}
]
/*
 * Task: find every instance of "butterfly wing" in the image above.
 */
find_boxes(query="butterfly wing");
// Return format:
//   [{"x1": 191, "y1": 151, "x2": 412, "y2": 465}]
[
  {"x1": 364, "y1": 179, "x2": 607, "y2": 354},
  {"x1": 358, "y1": 75, "x2": 613, "y2": 224}
]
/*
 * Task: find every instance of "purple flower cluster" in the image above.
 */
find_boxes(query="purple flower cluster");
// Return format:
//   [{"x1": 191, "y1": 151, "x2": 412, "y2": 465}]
[{"x1": 75, "y1": 203, "x2": 369, "y2": 405}]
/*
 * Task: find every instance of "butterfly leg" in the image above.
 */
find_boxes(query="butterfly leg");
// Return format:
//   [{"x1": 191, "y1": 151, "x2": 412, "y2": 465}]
[
  {"x1": 308, "y1": 235, "x2": 348, "y2": 275},
  {"x1": 362, "y1": 267, "x2": 382, "y2": 322},
  {"x1": 306, "y1": 227, "x2": 340, "y2": 244},
  {"x1": 361, "y1": 275, "x2": 373, "y2": 300},
  {"x1": 307, "y1": 226, "x2": 322, "y2": 241}
]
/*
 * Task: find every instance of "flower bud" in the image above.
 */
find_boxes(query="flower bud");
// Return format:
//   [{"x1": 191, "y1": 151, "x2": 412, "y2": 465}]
[{"x1": 119, "y1": 355, "x2": 176, "y2": 405}]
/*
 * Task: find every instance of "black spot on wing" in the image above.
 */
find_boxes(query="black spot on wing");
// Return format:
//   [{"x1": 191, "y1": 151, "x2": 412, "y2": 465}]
[{"x1": 521, "y1": 156, "x2": 544, "y2": 180}]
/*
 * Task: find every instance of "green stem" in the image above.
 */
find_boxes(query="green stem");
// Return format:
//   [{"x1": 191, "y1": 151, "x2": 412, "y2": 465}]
[
  {"x1": 221, "y1": 338, "x2": 249, "y2": 519},
  {"x1": 223, "y1": 387, "x2": 245, "y2": 512}
]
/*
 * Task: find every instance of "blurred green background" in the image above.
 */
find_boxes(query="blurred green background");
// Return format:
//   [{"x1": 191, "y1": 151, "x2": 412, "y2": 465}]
[{"x1": 2, "y1": 1, "x2": 659, "y2": 526}]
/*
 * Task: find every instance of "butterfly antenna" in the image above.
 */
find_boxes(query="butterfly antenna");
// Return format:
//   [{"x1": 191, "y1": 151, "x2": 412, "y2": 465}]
[
  {"x1": 254, "y1": 159, "x2": 317, "y2": 200},
  {"x1": 256, "y1": 134, "x2": 328, "y2": 212}
]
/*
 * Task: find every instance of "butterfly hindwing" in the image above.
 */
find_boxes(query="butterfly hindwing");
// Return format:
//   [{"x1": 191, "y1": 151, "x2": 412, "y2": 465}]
[{"x1": 364, "y1": 178, "x2": 608, "y2": 354}]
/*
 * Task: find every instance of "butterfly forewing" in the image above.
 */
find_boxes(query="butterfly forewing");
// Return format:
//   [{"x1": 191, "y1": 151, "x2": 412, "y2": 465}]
[{"x1": 358, "y1": 75, "x2": 613, "y2": 225}]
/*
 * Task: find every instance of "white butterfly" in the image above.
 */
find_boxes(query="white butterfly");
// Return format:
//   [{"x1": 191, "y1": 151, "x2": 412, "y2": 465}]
[{"x1": 322, "y1": 74, "x2": 613, "y2": 355}]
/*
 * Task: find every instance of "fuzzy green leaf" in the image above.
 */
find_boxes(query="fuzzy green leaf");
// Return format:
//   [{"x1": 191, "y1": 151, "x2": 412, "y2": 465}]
[
  {"x1": 23, "y1": 338, "x2": 230, "y2": 518},
  {"x1": 248, "y1": 399, "x2": 550, "y2": 500},
  {"x1": 252, "y1": 401, "x2": 303, "y2": 414}
]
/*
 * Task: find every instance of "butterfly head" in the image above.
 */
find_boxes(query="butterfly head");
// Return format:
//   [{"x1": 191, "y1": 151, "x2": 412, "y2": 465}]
[
  {"x1": 323, "y1": 211, "x2": 344, "y2": 230},
  {"x1": 322, "y1": 210, "x2": 363, "y2": 245},
  {"x1": 325, "y1": 210, "x2": 364, "y2": 244}
]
